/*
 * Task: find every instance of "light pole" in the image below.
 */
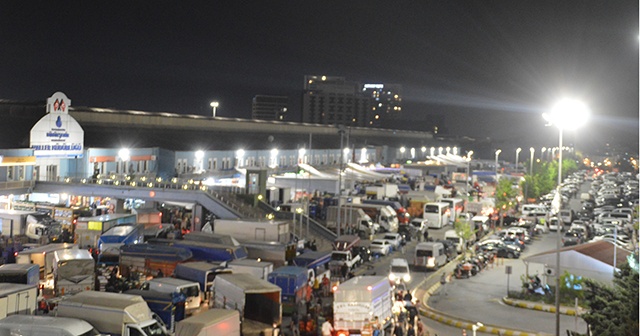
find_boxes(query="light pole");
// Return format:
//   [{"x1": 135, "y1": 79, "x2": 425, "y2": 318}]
[
  {"x1": 210, "y1": 101, "x2": 219, "y2": 117},
  {"x1": 541, "y1": 147, "x2": 547, "y2": 161},
  {"x1": 525, "y1": 147, "x2": 534, "y2": 201},
  {"x1": 543, "y1": 98, "x2": 589, "y2": 336},
  {"x1": 494, "y1": 149, "x2": 502, "y2": 181},
  {"x1": 466, "y1": 150, "x2": 474, "y2": 192},
  {"x1": 515, "y1": 147, "x2": 522, "y2": 173}
]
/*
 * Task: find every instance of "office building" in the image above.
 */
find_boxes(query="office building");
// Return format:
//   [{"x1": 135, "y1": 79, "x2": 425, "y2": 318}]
[{"x1": 252, "y1": 95, "x2": 288, "y2": 121}]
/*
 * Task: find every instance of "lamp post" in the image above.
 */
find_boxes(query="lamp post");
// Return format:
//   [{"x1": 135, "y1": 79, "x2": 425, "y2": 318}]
[
  {"x1": 525, "y1": 147, "x2": 535, "y2": 201},
  {"x1": 210, "y1": 101, "x2": 219, "y2": 117},
  {"x1": 494, "y1": 149, "x2": 502, "y2": 181},
  {"x1": 541, "y1": 147, "x2": 547, "y2": 161},
  {"x1": 543, "y1": 98, "x2": 589, "y2": 336},
  {"x1": 466, "y1": 150, "x2": 474, "y2": 193},
  {"x1": 515, "y1": 147, "x2": 522, "y2": 173}
]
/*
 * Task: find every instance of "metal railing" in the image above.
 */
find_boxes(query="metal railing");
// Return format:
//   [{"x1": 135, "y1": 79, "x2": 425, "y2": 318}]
[
  {"x1": 0, "y1": 180, "x2": 35, "y2": 191},
  {"x1": 54, "y1": 177, "x2": 253, "y2": 218}
]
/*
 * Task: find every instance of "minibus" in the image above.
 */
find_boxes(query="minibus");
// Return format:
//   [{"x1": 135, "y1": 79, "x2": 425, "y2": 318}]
[{"x1": 423, "y1": 202, "x2": 451, "y2": 229}]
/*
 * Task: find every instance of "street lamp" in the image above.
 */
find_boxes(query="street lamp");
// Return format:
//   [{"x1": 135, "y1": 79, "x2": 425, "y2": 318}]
[
  {"x1": 525, "y1": 147, "x2": 535, "y2": 201},
  {"x1": 194, "y1": 150, "x2": 204, "y2": 173},
  {"x1": 515, "y1": 147, "x2": 522, "y2": 173},
  {"x1": 466, "y1": 150, "x2": 474, "y2": 191},
  {"x1": 118, "y1": 148, "x2": 130, "y2": 174},
  {"x1": 494, "y1": 149, "x2": 502, "y2": 180},
  {"x1": 210, "y1": 101, "x2": 219, "y2": 117},
  {"x1": 543, "y1": 98, "x2": 589, "y2": 336},
  {"x1": 541, "y1": 147, "x2": 547, "y2": 161}
]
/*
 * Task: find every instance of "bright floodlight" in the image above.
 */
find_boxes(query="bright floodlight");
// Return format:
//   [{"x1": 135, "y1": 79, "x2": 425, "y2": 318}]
[
  {"x1": 400, "y1": 147, "x2": 406, "y2": 153},
  {"x1": 495, "y1": 149, "x2": 502, "y2": 156},
  {"x1": 118, "y1": 148, "x2": 130, "y2": 161},
  {"x1": 210, "y1": 101, "x2": 219, "y2": 108},
  {"x1": 543, "y1": 99, "x2": 589, "y2": 130},
  {"x1": 195, "y1": 150, "x2": 204, "y2": 160},
  {"x1": 298, "y1": 148, "x2": 306, "y2": 156},
  {"x1": 236, "y1": 149, "x2": 245, "y2": 158},
  {"x1": 530, "y1": 147, "x2": 535, "y2": 153},
  {"x1": 516, "y1": 147, "x2": 522, "y2": 154},
  {"x1": 421, "y1": 146, "x2": 427, "y2": 153}
]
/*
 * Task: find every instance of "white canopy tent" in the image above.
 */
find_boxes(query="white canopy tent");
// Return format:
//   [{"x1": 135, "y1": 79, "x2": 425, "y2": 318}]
[{"x1": 523, "y1": 241, "x2": 631, "y2": 285}]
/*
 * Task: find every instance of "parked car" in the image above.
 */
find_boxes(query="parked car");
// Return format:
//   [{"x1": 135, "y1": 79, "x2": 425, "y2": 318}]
[
  {"x1": 382, "y1": 233, "x2": 404, "y2": 250},
  {"x1": 476, "y1": 241, "x2": 520, "y2": 259},
  {"x1": 562, "y1": 230, "x2": 583, "y2": 247},
  {"x1": 369, "y1": 239, "x2": 392, "y2": 256}
]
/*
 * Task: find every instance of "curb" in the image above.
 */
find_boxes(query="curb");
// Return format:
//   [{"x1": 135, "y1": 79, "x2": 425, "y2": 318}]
[
  {"x1": 416, "y1": 271, "x2": 553, "y2": 336},
  {"x1": 502, "y1": 297, "x2": 585, "y2": 316}
]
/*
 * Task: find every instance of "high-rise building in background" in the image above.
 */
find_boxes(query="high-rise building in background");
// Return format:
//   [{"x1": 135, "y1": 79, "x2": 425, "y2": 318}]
[
  {"x1": 302, "y1": 75, "x2": 370, "y2": 127},
  {"x1": 361, "y1": 83, "x2": 402, "y2": 127},
  {"x1": 301, "y1": 76, "x2": 403, "y2": 128},
  {"x1": 252, "y1": 95, "x2": 288, "y2": 121}
]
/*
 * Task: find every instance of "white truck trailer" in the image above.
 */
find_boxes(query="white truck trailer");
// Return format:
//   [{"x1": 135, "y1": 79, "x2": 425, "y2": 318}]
[
  {"x1": 227, "y1": 259, "x2": 274, "y2": 280},
  {"x1": 333, "y1": 276, "x2": 393, "y2": 335},
  {"x1": 52, "y1": 248, "x2": 95, "y2": 296},
  {"x1": 213, "y1": 219, "x2": 290, "y2": 243},
  {"x1": 213, "y1": 273, "x2": 281, "y2": 335},
  {"x1": 56, "y1": 291, "x2": 169, "y2": 336},
  {"x1": 325, "y1": 206, "x2": 376, "y2": 236},
  {"x1": 175, "y1": 308, "x2": 241, "y2": 336},
  {"x1": 0, "y1": 283, "x2": 38, "y2": 318}
]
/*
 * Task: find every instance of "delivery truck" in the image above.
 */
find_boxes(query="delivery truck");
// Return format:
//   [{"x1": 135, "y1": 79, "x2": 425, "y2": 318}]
[
  {"x1": 175, "y1": 309, "x2": 241, "y2": 336},
  {"x1": 0, "y1": 264, "x2": 39, "y2": 286},
  {"x1": 0, "y1": 315, "x2": 100, "y2": 336},
  {"x1": 16, "y1": 243, "x2": 77, "y2": 281},
  {"x1": 119, "y1": 244, "x2": 193, "y2": 279},
  {"x1": 125, "y1": 289, "x2": 186, "y2": 334},
  {"x1": 56, "y1": 291, "x2": 169, "y2": 336},
  {"x1": 333, "y1": 276, "x2": 393, "y2": 336},
  {"x1": 213, "y1": 273, "x2": 281, "y2": 332},
  {"x1": 0, "y1": 283, "x2": 38, "y2": 318},
  {"x1": 97, "y1": 223, "x2": 145, "y2": 264},
  {"x1": 267, "y1": 266, "x2": 308, "y2": 315},
  {"x1": 51, "y1": 248, "x2": 95, "y2": 296},
  {"x1": 228, "y1": 259, "x2": 274, "y2": 280},
  {"x1": 325, "y1": 206, "x2": 376, "y2": 237},
  {"x1": 212, "y1": 219, "x2": 290, "y2": 243},
  {"x1": 174, "y1": 261, "x2": 231, "y2": 302},
  {"x1": 365, "y1": 184, "x2": 399, "y2": 200},
  {"x1": 344, "y1": 203, "x2": 398, "y2": 232}
]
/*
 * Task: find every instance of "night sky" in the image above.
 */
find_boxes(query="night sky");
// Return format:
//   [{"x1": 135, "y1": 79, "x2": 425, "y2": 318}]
[{"x1": 1, "y1": 1, "x2": 637, "y2": 155}]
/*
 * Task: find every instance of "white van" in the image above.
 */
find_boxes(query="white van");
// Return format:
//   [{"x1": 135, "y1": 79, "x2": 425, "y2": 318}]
[
  {"x1": 414, "y1": 242, "x2": 447, "y2": 270},
  {"x1": 444, "y1": 229, "x2": 476, "y2": 253},
  {"x1": 141, "y1": 277, "x2": 201, "y2": 314},
  {"x1": 388, "y1": 258, "x2": 411, "y2": 285},
  {"x1": 0, "y1": 315, "x2": 100, "y2": 336},
  {"x1": 522, "y1": 204, "x2": 548, "y2": 217},
  {"x1": 423, "y1": 202, "x2": 451, "y2": 229}
]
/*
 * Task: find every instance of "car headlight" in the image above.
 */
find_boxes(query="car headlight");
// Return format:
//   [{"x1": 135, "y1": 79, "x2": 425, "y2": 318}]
[
  {"x1": 403, "y1": 274, "x2": 411, "y2": 282},
  {"x1": 389, "y1": 274, "x2": 396, "y2": 281}
]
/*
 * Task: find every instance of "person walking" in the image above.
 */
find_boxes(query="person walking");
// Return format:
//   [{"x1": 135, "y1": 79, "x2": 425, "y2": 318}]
[
  {"x1": 321, "y1": 274, "x2": 330, "y2": 297},
  {"x1": 321, "y1": 319, "x2": 334, "y2": 336}
]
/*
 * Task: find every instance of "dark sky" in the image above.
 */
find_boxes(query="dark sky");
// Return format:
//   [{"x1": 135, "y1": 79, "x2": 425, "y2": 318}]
[{"x1": 1, "y1": 1, "x2": 638, "y2": 155}]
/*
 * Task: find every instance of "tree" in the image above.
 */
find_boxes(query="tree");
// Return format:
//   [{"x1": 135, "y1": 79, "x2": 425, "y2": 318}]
[
  {"x1": 453, "y1": 218, "x2": 476, "y2": 257},
  {"x1": 581, "y1": 263, "x2": 639, "y2": 335},
  {"x1": 495, "y1": 178, "x2": 517, "y2": 225}
]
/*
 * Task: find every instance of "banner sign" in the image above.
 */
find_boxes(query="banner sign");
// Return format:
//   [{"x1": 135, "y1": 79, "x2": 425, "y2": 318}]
[{"x1": 30, "y1": 92, "x2": 84, "y2": 158}]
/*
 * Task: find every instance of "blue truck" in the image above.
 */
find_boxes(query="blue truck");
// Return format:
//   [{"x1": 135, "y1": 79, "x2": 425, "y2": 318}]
[
  {"x1": 97, "y1": 223, "x2": 145, "y2": 264},
  {"x1": 119, "y1": 243, "x2": 193, "y2": 278},
  {"x1": 173, "y1": 261, "x2": 231, "y2": 302},
  {"x1": 267, "y1": 266, "x2": 309, "y2": 315},
  {"x1": 124, "y1": 289, "x2": 186, "y2": 334},
  {"x1": 292, "y1": 250, "x2": 332, "y2": 284},
  {"x1": 151, "y1": 239, "x2": 248, "y2": 262}
]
